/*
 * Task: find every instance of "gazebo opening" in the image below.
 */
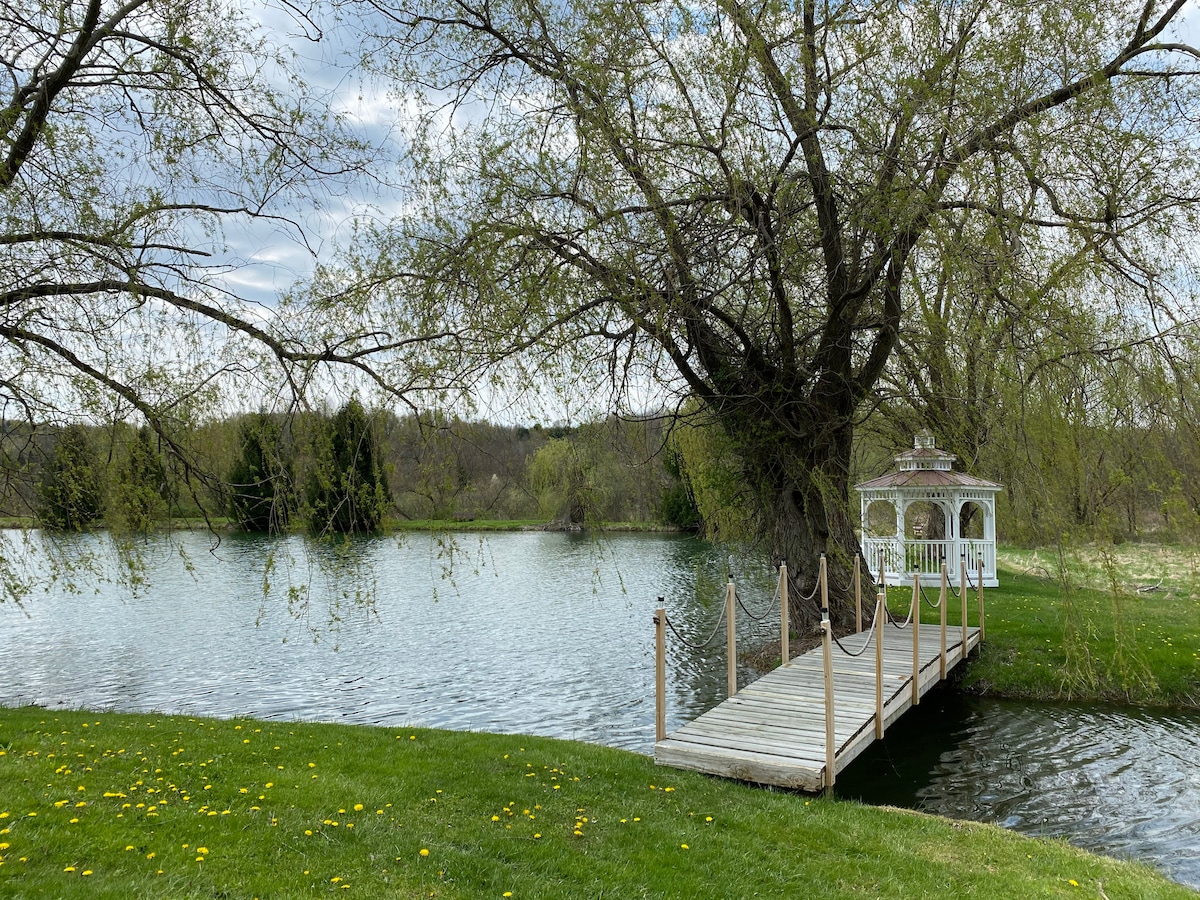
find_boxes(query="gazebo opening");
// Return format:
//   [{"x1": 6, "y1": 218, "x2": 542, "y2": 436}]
[{"x1": 855, "y1": 431, "x2": 1003, "y2": 587}]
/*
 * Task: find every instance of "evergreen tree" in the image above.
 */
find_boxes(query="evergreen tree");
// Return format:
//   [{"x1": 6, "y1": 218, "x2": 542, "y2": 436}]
[
  {"x1": 39, "y1": 424, "x2": 104, "y2": 531},
  {"x1": 306, "y1": 400, "x2": 391, "y2": 534},
  {"x1": 228, "y1": 414, "x2": 293, "y2": 532}
]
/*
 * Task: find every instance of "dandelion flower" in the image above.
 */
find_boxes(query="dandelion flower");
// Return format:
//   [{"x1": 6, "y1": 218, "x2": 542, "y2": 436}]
[
  {"x1": 681, "y1": 844, "x2": 689, "y2": 850},
  {"x1": 419, "y1": 848, "x2": 429, "y2": 857}
]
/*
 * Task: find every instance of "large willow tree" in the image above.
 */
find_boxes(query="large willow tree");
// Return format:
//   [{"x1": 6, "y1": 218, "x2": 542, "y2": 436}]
[{"x1": 337, "y1": 0, "x2": 1200, "y2": 629}]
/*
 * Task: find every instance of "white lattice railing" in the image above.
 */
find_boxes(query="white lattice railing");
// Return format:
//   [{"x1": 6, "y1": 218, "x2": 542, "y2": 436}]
[{"x1": 862, "y1": 538, "x2": 995, "y2": 584}]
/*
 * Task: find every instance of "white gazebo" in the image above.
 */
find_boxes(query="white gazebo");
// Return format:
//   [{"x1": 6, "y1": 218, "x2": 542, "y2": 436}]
[{"x1": 855, "y1": 431, "x2": 1002, "y2": 587}]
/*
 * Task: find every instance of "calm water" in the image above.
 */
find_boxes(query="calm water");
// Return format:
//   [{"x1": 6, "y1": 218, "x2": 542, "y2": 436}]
[
  {"x1": 839, "y1": 689, "x2": 1200, "y2": 890},
  {"x1": 0, "y1": 529, "x2": 775, "y2": 750},
  {"x1": 2, "y1": 529, "x2": 1198, "y2": 889}
]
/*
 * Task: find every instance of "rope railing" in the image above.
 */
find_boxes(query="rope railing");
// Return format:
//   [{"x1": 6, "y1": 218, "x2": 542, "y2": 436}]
[
  {"x1": 734, "y1": 573, "x2": 780, "y2": 622},
  {"x1": 660, "y1": 605, "x2": 727, "y2": 651}
]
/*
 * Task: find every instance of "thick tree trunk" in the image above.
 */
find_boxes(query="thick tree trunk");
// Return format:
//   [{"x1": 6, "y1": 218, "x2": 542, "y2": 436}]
[{"x1": 740, "y1": 418, "x2": 871, "y2": 638}]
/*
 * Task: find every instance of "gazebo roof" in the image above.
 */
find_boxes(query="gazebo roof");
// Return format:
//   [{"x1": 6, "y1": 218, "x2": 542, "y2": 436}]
[
  {"x1": 855, "y1": 468, "x2": 1003, "y2": 490},
  {"x1": 855, "y1": 430, "x2": 1003, "y2": 493}
]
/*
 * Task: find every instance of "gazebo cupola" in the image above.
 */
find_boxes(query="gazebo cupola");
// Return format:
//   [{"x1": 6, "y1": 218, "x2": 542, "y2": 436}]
[{"x1": 855, "y1": 431, "x2": 1003, "y2": 587}]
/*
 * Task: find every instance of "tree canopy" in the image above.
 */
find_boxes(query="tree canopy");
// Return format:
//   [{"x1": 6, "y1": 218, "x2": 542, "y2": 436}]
[
  {"x1": 329, "y1": 0, "x2": 1200, "y2": 627},
  {"x1": 0, "y1": 0, "x2": 446, "y2": 510},
  {"x1": 6, "y1": 0, "x2": 1200, "y2": 632}
]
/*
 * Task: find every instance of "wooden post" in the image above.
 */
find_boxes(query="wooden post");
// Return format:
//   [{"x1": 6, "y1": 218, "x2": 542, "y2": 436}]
[
  {"x1": 726, "y1": 579, "x2": 737, "y2": 698},
  {"x1": 977, "y1": 560, "x2": 985, "y2": 643},
  {"x1": 960, "y1": 554, "x2": 968, "y2": 660},
  {"x1": 939, "y1": 562, "x2": 948, "y2": 680},
  {"x1": 874, "y1": 587, "x2": 885, "y2": 739},
  {"x1": 655, "y1": 601, "x2": 666, "y2": 743},
  {"x1": 911, "y1": 570, "x2": 920, "y2": 706},
  {"x1": 822, "y1": 610, "x2": 836, "y2": 797},
  {"x1": 780, "y1": 561, "x2": 790, "y2": 667},
  {"x1": 854, "y1": 554, "x2": 862, "y2": 634}
]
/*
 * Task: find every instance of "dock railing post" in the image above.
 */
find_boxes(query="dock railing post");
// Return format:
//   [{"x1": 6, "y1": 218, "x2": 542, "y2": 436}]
[
  {"x1": 874, "y1": 582, "x2": 885, "y2": 740},
  {"x1": 978, "y1": 560, "x2": 985, "y2": 643},
  {"x1": 911, "y1": 569, "x2": 920, "y2": 706},
  {"x1": 726, "y1": 578, "x2": 737, "y2": 698},
  {"x1": 655, "y1": 600, "x2": 666, "y2": 743},
  {"x1": 939, "y1": 563, "x2": 948, "y2": 680},
  {"x1": 960, "y1": 554, "x2": 968, "y2": 661},
  {"x1": 820, "y1": 555, "x2": 835, "y2": 797},
  {"x1": 854, "y1": 554, "x2": 862, "y2": 634},
  {"x1": 780, "y1": 561, "x2": 790, "y2": 667}
]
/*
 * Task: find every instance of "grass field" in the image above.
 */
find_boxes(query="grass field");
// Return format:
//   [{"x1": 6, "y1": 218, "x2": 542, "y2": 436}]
[
  {"x1": 1, "y1": 706, "x2": 1195, "y2": 899},
  {"x1": 880, "y1": 543, "x2": 1200, "y2": 708}
]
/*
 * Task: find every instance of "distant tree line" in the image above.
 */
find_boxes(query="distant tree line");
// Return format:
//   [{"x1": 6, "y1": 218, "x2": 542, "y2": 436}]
[
  {"x1": 1, "y1": 403, "x2": 696, "y2": 535},
  {"x1": 7, "y1": 385, "x2": 1198, "y2": 545}
]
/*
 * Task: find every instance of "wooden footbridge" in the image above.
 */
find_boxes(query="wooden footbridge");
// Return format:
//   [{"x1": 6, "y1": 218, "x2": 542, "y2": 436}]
[{"x1": 653, "y1": 556, "x2": 985, "y2": 795}]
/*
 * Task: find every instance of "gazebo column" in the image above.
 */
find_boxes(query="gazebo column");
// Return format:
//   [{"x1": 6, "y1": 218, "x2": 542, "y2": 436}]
[{"x1": 952, "y1": 497, "x2": 963, "y2": 583}]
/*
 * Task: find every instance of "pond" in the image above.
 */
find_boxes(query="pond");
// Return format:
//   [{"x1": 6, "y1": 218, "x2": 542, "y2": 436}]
[{"x1": 1, "y1": 529, "x2": 1197, "y2": 890}]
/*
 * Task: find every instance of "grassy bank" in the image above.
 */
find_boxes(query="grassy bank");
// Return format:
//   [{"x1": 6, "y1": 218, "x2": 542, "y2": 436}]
[
  {"x1": 0, "y1": 707, "x2": 1193, "y2": 899},
  {"x1": 887, "y1": 544, "x2": 1200, "y2": 708}
]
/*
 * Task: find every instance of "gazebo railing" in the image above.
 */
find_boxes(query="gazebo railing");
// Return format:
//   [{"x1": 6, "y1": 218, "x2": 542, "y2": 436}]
[{"x1": 863, "y1": 537, "x2": 995, "y2": 583}]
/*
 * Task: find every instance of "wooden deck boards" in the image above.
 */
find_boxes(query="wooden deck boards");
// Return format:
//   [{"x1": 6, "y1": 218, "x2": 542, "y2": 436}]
[{"x1": 654, "y1": 623, "x2": 981, "y2": 792}]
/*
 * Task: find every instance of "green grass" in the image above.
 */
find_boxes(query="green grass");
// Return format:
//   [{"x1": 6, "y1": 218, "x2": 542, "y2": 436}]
[
  {"x1": 1, "y1": 706, "x2": 1193, "y2": 899},
  {"x1": 882, "y1": 544, "x2": 1200, "y2": 708}
]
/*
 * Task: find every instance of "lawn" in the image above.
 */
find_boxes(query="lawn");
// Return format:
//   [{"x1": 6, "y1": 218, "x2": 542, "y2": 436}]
[
  {"x1": 879, "y1": 543, "x2": 1200, "y2": 708},
  {"x1": 1, "y1": 706, "x2": 1194, "y2": 899}
]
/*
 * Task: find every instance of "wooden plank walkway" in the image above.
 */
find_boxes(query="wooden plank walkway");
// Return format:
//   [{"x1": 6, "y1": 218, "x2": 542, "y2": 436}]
[{"x1": 654, "y1": 623, "x2": 981, "y2": 792}]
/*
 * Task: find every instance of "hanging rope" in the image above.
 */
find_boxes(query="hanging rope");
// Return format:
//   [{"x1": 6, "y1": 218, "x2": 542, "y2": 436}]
[
  {"x1": 662, "y1": 607, "x2": 724, "y2": 657},
  {"x1": 831, "y1": 612, "x2": 880, "y2": 658},
  {"x1": 795, "y1": 577, "x2": 820, "y2": 603},
  {"x1": 885, "y1": 598, "x2": 914, "y2": 629},
  {"x1": 946, "y1": 567, "x2": 978, "y2": 599},
  {"x1": 918, "y1": 581, "x2": 943, "y2": 609},
  {"x1": 734, "y1": 583, "x2": 778, "y2": 622}
]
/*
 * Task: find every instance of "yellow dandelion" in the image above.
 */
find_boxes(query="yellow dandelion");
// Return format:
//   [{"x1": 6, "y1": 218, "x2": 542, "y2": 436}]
[
  {"x1": 419, "y1": 848, "x2": 429, "y2": 857},
  {"x1": 353, "y1": 804, "x2": 364, "y2": 812},
  {"x1": 681, "y1": 844, "x2": 689, "y2": 850}
]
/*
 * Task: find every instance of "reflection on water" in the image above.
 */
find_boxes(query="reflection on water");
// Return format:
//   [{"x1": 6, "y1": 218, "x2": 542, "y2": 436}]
[
  {"x1": 0, "y1": 529, "x2": 775, "y2": 753},
  {"x1": 837, "y1": 690, "x2": 1200, "y2": 891},
  {"x1": 3, "y1": 529, "x2": 1197, "y2": 890}
]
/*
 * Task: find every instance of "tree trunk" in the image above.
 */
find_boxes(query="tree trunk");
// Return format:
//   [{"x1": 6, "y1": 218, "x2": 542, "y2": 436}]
[{"x1": 739, "y1": 416, "x2": 871, "y2": 637}]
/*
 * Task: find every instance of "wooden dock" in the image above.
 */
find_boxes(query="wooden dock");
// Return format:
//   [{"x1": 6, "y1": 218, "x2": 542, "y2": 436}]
[{"x1": 652, "y1": 559, "x2": 984, "y2": 793}]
